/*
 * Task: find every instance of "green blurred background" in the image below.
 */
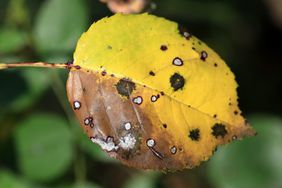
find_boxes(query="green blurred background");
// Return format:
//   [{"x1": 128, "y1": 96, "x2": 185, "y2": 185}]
[{"x1": 0, "y1": 0, "x2": 282, "y2": 188}]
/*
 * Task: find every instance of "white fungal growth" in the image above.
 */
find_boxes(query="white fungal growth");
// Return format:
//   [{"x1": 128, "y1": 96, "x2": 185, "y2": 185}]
[
  {"x1": 133, "y1": 96, "x2": 143, "y2": 105},
  {"x1": 183, "y1": 32, "x2": 190, "y2": 38},
  {"x1": 151, "y1": 95, "x2": 158, "y2": 102},
  {"x1": 124, "y1": 122, "x2": 131, "y2": 130},
  {"x1": 172, "y1": 57, "x2": 183, "y2": 66},
  {"x1": 146, "y1": 138, "x2": 155, "y2": 147},
  {"x1": 91, "y1": 137, "x2": 118, "y2": 152},
  {"x1": 73, "y1": 101, "x2": 81, "y2": 109},
  {"x1": 119, "y1": 134, "x2": 136, "y2": 150},
  {"x1": 170, "y1": 146, "x2": 177, "y2": 154}
]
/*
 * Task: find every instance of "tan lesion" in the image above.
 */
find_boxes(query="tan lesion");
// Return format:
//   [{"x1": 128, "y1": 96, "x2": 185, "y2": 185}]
[{"x1": 66, "y1": 69, "x2": 255, "y2": 171}]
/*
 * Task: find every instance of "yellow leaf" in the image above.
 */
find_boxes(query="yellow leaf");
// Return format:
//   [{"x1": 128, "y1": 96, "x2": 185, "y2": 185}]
[{"x1": 67, "y1": 13, "x2": 255, "y2": 170}]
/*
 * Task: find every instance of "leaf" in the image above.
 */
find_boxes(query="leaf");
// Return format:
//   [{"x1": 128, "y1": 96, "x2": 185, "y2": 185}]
[
  {"x1": 14, "y1": 114, "x2": 73, "y2": 182},
  {"x1": 34, "y1": 0, "x2": 88, "y2": 56},
  {"x1": 123, "y1": 172, "x2": 159, "y2": 188},
  {"x1": 0, "y1": 170, "x2": 31, "y2": 188},
  {"x1": 67, "y1": 14, "x2": 255, "y2": 170},
  {"x1": 0, "y1": 27, "x2": 27, "y2": 54},
  {"x1": 57, "y1": 182, "x2": 101, "y2": 188},
  {"x1": 207, "y1": 114, "x2": 282, "y2": 188}
]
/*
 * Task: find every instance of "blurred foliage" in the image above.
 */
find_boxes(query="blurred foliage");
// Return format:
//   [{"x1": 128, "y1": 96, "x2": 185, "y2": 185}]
[{"x1": 0, "y1": 0, "x2": 282, "y2": 188}]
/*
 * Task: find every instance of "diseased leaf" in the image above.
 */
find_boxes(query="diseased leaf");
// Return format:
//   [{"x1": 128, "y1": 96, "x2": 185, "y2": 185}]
[{"x1": 67, "y1": 14, "x2": 255, "y2": 170}]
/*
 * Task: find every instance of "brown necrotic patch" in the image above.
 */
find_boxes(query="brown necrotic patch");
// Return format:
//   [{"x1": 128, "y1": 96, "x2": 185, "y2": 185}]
[
  {"x1": 115, "y1": 78, "x2": 136, "y2": 98},
  {"x1": 189, "y1": 128, "x2": 200, "y2": 141},
  {"x1": 170, "y1": 73, "x2": 185, "y2": 91},
  {"x1": 160, "y1": 45, "x2": 168, "y2": 51},
  {"x1": 212, "y1": 123, "x2": 228, "y2": 138}
]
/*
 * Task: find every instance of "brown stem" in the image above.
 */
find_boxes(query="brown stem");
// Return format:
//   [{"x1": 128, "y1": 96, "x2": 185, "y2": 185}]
[{"x1": 0, "y1": 62, "x2": 72, "y2": 70}]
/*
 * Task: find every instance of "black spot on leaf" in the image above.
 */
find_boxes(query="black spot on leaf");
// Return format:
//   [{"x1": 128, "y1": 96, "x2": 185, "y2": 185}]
[
  {"x1": 149, "y1": 71, "x2": 155, "y2": 76},
  {"x1": 189, "y1": 129, "x2": 200, "y2": 141},
  {"x1": 115, "y1": 78, "x2": 136, "y2": 98},
  {"x1": 212, "y1": 123, "x2": 228, "y2": 138},
  {"x1": 160, "y1": 45, "x2": 168, "y2": 51},
  {"x1": 170, "y1": 73, "x2": 185, "y2": 91}
]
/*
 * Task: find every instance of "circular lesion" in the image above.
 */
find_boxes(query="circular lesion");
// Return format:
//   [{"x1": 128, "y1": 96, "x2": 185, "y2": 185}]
[
  {"x1": 115, "y1": 78, "x2": 136, "y2": 98},
  {"x1": 170, "y1": 73, "x2": 185, "y2": 91}
]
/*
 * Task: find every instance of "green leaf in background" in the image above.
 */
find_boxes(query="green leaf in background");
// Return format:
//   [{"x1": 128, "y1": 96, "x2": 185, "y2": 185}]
[
  {"x1": 57, "y1": 182, "x2": 101, "y2": 188},
  {"x1": 14, "y1": 114, "x2": 73, "y2": 182},
  {"x1": 34, "y1": 0, "x2": 88, "y2": 56},
  {"x1": 123, "y1": 172, "x2": 159, "y2": 188},
  {"x1": 9, "y1": 68, "x2": 52, "y2": 113},
  {"x1": 207, "y1": 114, "x2": 282, "y2": 188},
  {"x1": 0, "y1": 170, "x2": 31, "y2": 188},
  {"x1": 0, "y1": 28, "x2": 27, "y2": 54}
]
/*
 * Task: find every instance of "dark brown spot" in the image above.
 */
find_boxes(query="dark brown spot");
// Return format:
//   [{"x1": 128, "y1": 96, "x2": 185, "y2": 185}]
[
  {"x1": 65, "y1": 60, "x2": 73, "y2": 69},
  {"x1": 170, "y1": 73, "x2": 185, "y2": 91},
  {"x1": 213, "y1": 114, "x2": 217, "y2": 118},
  {"x1": 192, "y1": 47, "x2": 196, "y2": 50},
  {"x1": 115, "y1": 78, "x2": 136, "y2": 98},
  {"x1": 149, "y1": 71, "x2": 155, "y2": 76},
  {"x1": 160, "y1": 91, "x2": 165, "y2": 96},
  {"x1": 234, "y1": 110, "x2": 239, "y2": 115},
  {"x1": 101, "y1": 70, "x2": 107, "y2": 76},
  {"x1": 212, "y1": 123, "x2": 228, "y2": 138},
  {"x1": 189, "y1": 128, "x2": 200, "y2": 141},
  {"x1": 214, "y1": 63, "x2": 218, "y2": 67},
  {"x1": 162, "y1": 124, "x2": 167, "y2": 128},
  {"x1": 74, "y1": 65, "x2": 81, "y2": 69},
  {"x1": 160, "y1": 45, "x2": 168, "y2": 51},
  {"x1": 200, "y1": 51, "x2": 208, "y2": 61}
]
